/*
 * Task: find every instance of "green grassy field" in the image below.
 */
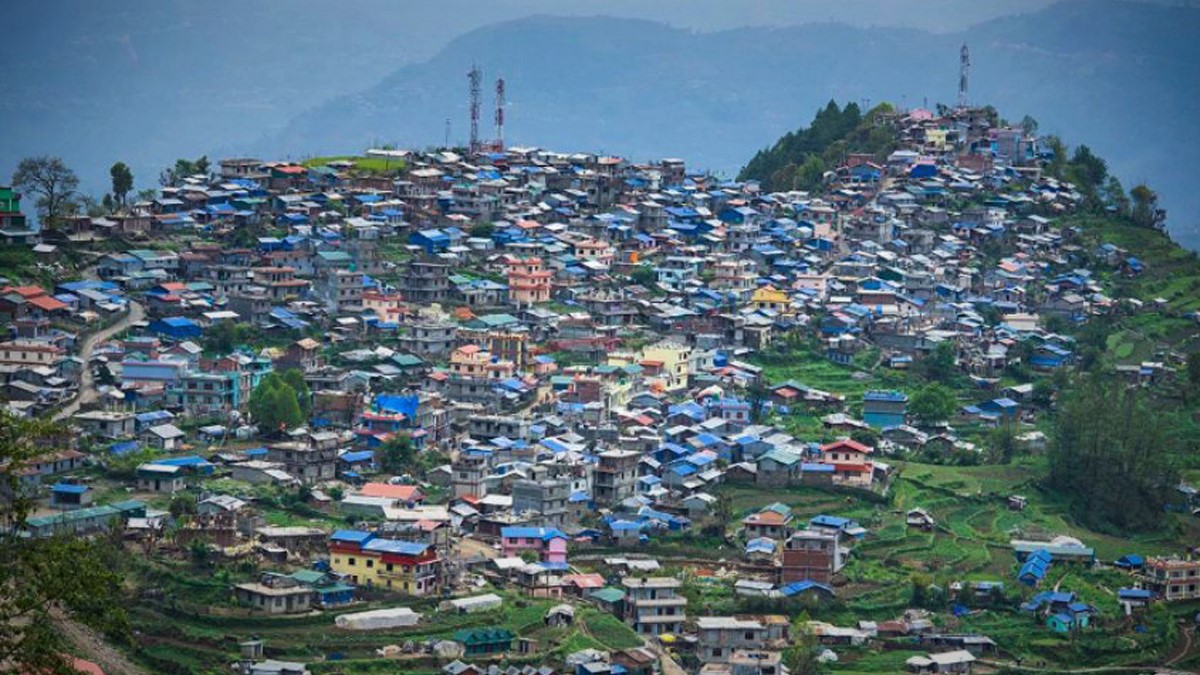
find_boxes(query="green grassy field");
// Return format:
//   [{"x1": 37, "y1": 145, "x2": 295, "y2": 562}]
[{"x1": 301, "y1": 155, "x2": 406, "y2": 174}]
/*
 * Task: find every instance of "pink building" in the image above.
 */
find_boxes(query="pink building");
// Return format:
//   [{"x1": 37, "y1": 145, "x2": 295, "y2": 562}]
[{"x1": 500, "y1": 526, "x2": 568, "y2": 565}]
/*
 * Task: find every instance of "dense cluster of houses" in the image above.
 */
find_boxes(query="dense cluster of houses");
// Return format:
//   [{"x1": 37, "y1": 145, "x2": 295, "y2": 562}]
[{"x1": 4, "y1": 104, "x2": 1198, "y2": 674}]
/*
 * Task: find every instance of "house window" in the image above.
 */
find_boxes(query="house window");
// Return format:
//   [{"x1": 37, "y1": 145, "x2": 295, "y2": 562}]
[{"x1": 348, "y1": 557, "x2": 356, "y2": 566}]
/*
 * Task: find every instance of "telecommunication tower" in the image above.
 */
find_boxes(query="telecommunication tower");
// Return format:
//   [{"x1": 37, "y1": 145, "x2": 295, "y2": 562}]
[
  {"x1": 958, "y1": 43, "x2": 970, "y2": 108},
  {"x1": 494, "y1": 77, "x2": 506, "y2": 150},
  {"x1": 468, "y1": 65, "x2": 482, "y2": 152}
]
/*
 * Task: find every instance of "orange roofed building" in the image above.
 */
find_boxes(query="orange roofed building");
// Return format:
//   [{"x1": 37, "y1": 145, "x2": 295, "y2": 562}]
[{"x1": 817, "y1": 439, "x2": 875, "y2": 488}]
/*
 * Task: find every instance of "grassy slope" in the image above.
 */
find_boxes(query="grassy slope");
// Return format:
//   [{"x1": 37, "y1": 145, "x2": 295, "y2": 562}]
[
  {"x1": 301, "y1": 155, "x2": 406, "y2": 174},
  {"x1": 126, "y1": 584, "x2": 641, "y2": 673}
]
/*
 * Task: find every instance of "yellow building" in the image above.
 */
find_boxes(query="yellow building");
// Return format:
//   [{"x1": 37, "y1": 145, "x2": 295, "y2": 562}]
[
  {"x1": 751, "y1": 286, "x2": 792, "y2": 315},
  {"x1": 639, "y1": 342, "x2": 693, "y2": 390},
  {"x1": 925, "y1": 128, "x2": 949, "y2": 151},
  {"x1": 328, "y1": 532, "x2": 443, "y2": 595}
]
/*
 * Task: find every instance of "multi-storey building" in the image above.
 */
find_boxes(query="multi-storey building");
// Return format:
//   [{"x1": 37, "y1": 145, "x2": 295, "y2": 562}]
[
  {"x1": 399, "y1": 260, "x2": 450, "y2": 304},
  {"x1": 578, "y1": 290, "x2": 640, "y2": 327},
  {"x1": 0, "y1": 340, "x2": 65, "y2": 367},
  {"x1": 318, "y1": 269, "x2": 363, "y2": 314},
  {"x1": 397, "y1": 316, "x2": 457, "y2": 359},
  {"x1": 177, "y1": 371, "x2": 241, "y2": 415},
  {"x1": 361, "y1": 290, "x2": 405, "y2": 323},
  {"x1": 452, "y1": 451, "x2": 490, "y2": 499},
  {"x1": 507, "y1": 257, "x2": 552, "y2": 306},
  {"x1": 1140, "y1": 558, "x2": 1200, "y2": 602},
  {"x1": 622, "y1": 577, "x2": 687, "y2": 636},
  {"x1": 593, "y1": 449, "x2": 639, "y2": 507},
  {"x1": 266, "y1": 433, "x2": 338, "y2": 484},
  {"x1": 780, "y1": 529, "x2": 846, "y2": 584},
  {"x1": 327, "y1": 530, "x2": 443, "y2": 595},
  {"x1": 249, "y1": 266, "x2": 309, "y2": 302},
  {"x1": 511, "y1": 477, "x2": 571, "y2": 528},
  {"x1": 697, "y1": 617, "x2": 773, "y2": 664}
]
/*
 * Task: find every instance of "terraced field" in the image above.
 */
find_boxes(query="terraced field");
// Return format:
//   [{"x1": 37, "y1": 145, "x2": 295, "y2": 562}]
[
  {"x1": 698, "y1": 460, "x2": 1200, "y2": 670},
  {"x1": 125, "y1": 588, "x2": 640, "y2": 673}
]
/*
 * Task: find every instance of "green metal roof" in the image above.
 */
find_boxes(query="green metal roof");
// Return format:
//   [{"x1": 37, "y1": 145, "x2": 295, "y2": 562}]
[
  {"x1": 453, "y1": 628, "x2": 514, "y2": 645},
  {"x1": 26, "y1": 505, "x2": 120, "y2": 528},
  {"x1": 588, "y1": 587, "x2": 626, "y2": 603}
]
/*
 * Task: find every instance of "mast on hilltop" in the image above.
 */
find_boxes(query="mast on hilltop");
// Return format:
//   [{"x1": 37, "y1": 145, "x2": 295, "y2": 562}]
[{"x1": 958, "y1": 43, "x2": 970, "y2": 109}]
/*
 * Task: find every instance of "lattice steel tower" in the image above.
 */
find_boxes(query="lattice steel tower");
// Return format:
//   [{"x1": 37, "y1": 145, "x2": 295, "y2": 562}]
[
  {"x1": 958, "y1": 43, "x2": 970, "y2": 108},
  {"x1": 468, "y1": 65, "x2": 482, "y2": 152},
  {"x1": 494, "y1": 77, "x2": 506, "y2": 149}
]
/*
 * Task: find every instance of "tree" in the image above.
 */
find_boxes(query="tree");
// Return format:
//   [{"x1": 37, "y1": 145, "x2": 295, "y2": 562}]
[
  {"x1": 921, "y1": 341, "x2": 957, "y2": 381},
  {"x1": 782, "y1": 623, "x2": 825, "y2": 675},
  {"x1": 1069, "y1": 145, "x2": 1107, "y2": 187},
  {"x1": 79, "y1": 194, "x2": 105, "y2": 218},
  {"x1": 1188, "y1": 352, "x2": 1200, "y2": 392},
  {"x1": 1103, "y1": 176, "x2": 1130, "y2": 218},
  {"x1": 169, "y1": 493, "x2": 198, "y2": 518},
  {"x1": 909, "y1": 383, "x2": 957, "y2": 425},
  {"x1": 109, "y1": 162, "x2": 133, "y2": 207},
  {"x1": 1032, "y1": 379, "x2": 1055, "y2": 408},
  {"x1": 629, "y1": 265, "x2": 657, "y2": 289},
  {"x1": 910, "y1": 572, "x2": 932, "y2": 607},
  {"x1": 747, "y1": 379, "x2": 768, "y2": 423},
  {"x1": 248, "y1": 373, "x2": 304, "y2": 434},
  {"x1": 1048, "y1": 376, "x2": 1179, "y2": 532},
  {"x1": 985, "y1": 423, "x2": 1018, "y2": 464},
  {"x1": 0, "y1": 413, "x2": 129, "y2": 670},
  {"x1": 1130, "y1": 184, "x2": 1166, "y2": 230},
  {"x1": 794, "y1": 155, "x2": 826, "y2": 193},
  {"x1": 1020, "y1": 114, "x2": 1039, "y2": 137},
  {"x1": 850, "y1": 428, "x2": 879, "y2": 448},
  {"x1": 380, "y1": 433, "x2": 417, "y2": 475},
  {"x1": 12, "y1": 156, "x2": 79, "y2": 227},
  {"x1": 279, "y1": 368, "x2": 312, "y2": 417},
  {"x1": 1044, "y1": 136, "x2": 1067, "y2": 179},
  {"x1": 469, "y1": 222, "x2": 495, "y2": 238},
  {"x1": 189, "y1": 537, "x2": 211, "y2": 565},
  {"x1": 702, "y1": 492, "x2": 734, "y2": 538},
  {"x1": 203, "y1": 320, "x2": 240, "y2": 355},
  {"x1": 160, "y1": 156, "x2": 209, "y2": 187}
]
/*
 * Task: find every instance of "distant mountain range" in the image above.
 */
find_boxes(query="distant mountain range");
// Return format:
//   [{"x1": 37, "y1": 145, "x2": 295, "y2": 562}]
[
  {"x1": 2, "y1": 1, "x2": 1197, "y2": 248},
  {"x1": 265, "y1": 1, "x2": 1200, "y2": 248}
]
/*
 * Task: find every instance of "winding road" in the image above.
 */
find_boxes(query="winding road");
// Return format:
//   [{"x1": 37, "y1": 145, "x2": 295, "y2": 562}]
[{"x1": 53, "y1": 301, "x2": 144, "y2": 422}]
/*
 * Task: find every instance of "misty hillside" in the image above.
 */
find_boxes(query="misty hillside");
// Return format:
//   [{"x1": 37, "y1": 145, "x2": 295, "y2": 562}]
[
  {"x1": 267, "y1": 1, "x2": 1200, "y2": 248},
  {"x1": 0, "y1": 0, "x2": 1050, "y2": 207}
]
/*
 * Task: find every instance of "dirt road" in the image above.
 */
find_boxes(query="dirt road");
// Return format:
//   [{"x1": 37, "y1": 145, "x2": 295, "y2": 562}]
[
  {"x1": 54, "y1": 301, "x2": 143, "y2": 422},
  {"x1": 56, "y1": 615, "x2": 149, "y2": 675}
]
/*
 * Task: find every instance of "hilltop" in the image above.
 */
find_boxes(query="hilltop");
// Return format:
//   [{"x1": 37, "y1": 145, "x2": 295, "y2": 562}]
[{"x1": 267, "y1": 1, "x2": 1200, "y2": 248}]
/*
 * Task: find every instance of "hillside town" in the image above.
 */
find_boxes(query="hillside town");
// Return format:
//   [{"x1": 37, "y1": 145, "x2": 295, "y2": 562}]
[{"x1": 2, "y1": 102, "x2": 1199, "y2": 674}]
